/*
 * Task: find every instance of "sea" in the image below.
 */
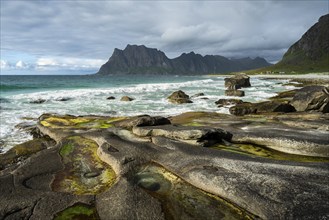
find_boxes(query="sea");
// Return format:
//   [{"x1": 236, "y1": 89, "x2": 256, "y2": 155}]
[{"x1": 0, "y1": 74, "x2": 293, "y2": 152}]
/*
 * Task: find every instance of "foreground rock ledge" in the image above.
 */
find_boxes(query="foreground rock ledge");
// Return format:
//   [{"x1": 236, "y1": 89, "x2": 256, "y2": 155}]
[{"x1": 0, "y1": 113, "x2": 329, "y2": 219}]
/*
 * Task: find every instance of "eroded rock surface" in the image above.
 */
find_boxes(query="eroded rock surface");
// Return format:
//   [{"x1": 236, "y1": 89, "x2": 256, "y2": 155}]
[{"x1": 0, "y1": 112, "x2": 328, "y2": 220}]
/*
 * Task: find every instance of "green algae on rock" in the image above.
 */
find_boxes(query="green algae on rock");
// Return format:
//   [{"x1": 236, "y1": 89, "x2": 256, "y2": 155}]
[
  {"x1": 39, "y1": 114, "x2": 126, "y2": 130},
  {"x1": 135, "y1": 164, "x2": 256, "y2": 220},
  {"x1": 211, "y1": 142, "x2": 329, "y2": 163},
  {"x1": 51, "y1": 136, "x2": 116, "y2": 195},
  {"x1": 54, "y1": 203, "x2": 100, "y2": 220},
  {"x1": 0, "y1": 137, "x2": 55, "y2": 170}
]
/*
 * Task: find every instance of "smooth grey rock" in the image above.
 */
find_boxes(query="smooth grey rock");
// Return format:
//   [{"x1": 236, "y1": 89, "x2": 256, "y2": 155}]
[{"x1": 290, "y1": 86, "x2": 329, "y2": 113}]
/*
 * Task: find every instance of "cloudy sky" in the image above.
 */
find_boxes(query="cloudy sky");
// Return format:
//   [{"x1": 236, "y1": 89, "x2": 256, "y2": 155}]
[{"x1": 0, "y1": 0, "x2": 328, "y2": 74}]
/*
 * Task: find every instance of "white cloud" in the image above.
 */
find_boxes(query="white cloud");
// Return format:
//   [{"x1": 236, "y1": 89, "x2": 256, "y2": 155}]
[
  {"x1": 0, "y1": 0, "x2": 328, "y2": 66},
  {"x1": 35, "y1": 57, "x2": 106, "y2": 70}
]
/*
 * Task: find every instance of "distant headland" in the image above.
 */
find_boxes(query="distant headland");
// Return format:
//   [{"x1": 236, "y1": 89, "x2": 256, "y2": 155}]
[{"x1": 96, "y1": 45, "x2": 271, "y2": 75}]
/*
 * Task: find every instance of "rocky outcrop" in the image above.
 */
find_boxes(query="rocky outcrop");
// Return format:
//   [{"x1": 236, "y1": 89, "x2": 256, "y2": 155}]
[
  {"x1": 225, "y1": 89, "x2": 245, "y2": 97},
  {"x1": 115, "y1": 115, "x2": 171, "y2": 129},
  {"x1": 96, "y1": 45, "x2": 271, "y2": 75},
  {"x1": 132, "y1": 125, "x2": 232, "y2": 147},
  {"x1": 1, "y1": 112, "x2": 328, "y2": 219},
  {"x1": 229, "y1": 101, "x2": 296, "y2": 116},
  {"x1": 167, "y1": 90, "x2": 193, "y2": 104},
  {"x1": 224, "y1": 73, "x2": 251, "y2": 89},
  {"x1": 290, "y1": 86, "x2": 329, "y2": 113}
]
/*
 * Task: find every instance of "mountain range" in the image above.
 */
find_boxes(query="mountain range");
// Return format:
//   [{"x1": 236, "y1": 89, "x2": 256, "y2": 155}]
[
  {"x1": 96, "y1": 45, "x2": 271, "y2": 75},
  {"x1": 253, "y1": 14, "x2": 329, "y2": 73}
]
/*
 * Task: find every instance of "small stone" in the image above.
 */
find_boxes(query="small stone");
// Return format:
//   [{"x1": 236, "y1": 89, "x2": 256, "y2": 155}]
[{"x1": 107, "y1": 96, "x2": 116, "y2": 100}]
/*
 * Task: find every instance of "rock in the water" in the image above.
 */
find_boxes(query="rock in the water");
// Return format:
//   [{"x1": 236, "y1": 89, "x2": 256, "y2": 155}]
[
  {"x1": 191, "y1": 93, "x2": 205, "y2": 98},
  {"x1": 215, "y1": 99, "x2": 243, "y2": 107},
  {"x1": 225, "y1": 90, "x2": 245, "y2": 97},
  {"x1": 56, "y1": 97, "x2": 71, "y2": 102},
  {"x1": 30, "y1": 99, "x2": 46, "y2": 104},
  {"x1": 120, "y1": 96, "x2": 134, "y2": 101},
  {"x1": 290, "y1": 86, "x2": 329, "y2": 113},
  {"x1": 224, "y1": 73, "x2": 251, "y2": 89},
  {"x1": 167, "y1": 90, "x2": 193, "y2": 104},
  {"x1": 107, "y1": 96, "x2": 116, "y2": 100}
]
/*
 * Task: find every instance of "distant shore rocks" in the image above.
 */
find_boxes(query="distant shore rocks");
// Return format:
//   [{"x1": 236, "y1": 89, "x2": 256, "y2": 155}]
[
  {"x1": 120, "y1": 96, "x2": 134, "y2": 101},
  {"x1": 168, "y1": 90, "x2": 193, "y2": 104}
]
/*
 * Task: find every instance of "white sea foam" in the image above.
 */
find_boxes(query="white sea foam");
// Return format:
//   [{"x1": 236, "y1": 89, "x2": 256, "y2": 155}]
[{"x1": 0, "y1": 76, "x2": 289, "y2": 153}]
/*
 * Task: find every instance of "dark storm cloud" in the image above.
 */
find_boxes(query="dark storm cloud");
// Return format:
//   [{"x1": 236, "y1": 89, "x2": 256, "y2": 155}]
[{"x1": 1, "y1": 0, "x2": 328, "y2": 67}]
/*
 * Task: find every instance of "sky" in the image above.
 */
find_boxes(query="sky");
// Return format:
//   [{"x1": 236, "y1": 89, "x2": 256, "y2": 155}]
[{"x1": 0, "y1": 0, "x2": 328, "y2": 75}]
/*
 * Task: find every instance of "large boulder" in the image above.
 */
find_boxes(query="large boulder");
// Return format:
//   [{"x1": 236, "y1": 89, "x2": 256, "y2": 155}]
[
  {"x1": 225, "y1": 90, "x2": 245, "y2": 97},
  {"x1": 167, "y1": 90, "x2": 193, "y2": 104},
  {"x1": 224, "y1": 73, "x2": 251, "y2": 89},
  {"x1": 290, "y1": 86, "x2": 329, "y2": 113},
  {"x1": 229, "y1": 101, "x2": 296, "y2": 116}
]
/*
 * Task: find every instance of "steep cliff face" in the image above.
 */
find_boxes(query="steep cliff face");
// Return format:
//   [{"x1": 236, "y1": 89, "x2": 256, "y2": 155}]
[
  {"x1": 97, "y1": 45, "x2": 174, "y2": 75},
  {"x1": 274, "y1": 14, "x2": 329, "y2": 72},
  {"x1": 96, "y1": 45, "x2": 271, "y2": 75}
]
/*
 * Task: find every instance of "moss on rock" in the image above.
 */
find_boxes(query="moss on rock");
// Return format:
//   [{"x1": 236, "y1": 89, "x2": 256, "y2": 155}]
[
  {"x1": 54, "y1": 203, "x2": 100, "y2": 220},
  {"x1": 135, "y1": 164, "x2": 256, "y2": 220},
  {"x1": 51, "y1": 136, "x2": 116, "y2": 195}
]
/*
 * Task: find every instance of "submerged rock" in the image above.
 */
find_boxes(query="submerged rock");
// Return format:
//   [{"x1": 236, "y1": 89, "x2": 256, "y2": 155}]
[
  {"x1": 167, "y1": 90, "x2": 193, "y2": 104},
  {"x1": 56, "y1": 97, "x2": 71, "y2": 102},
  {"x1": 191, "y1": 93, "x2": 205, "y2": 98},
  {"x1": 30, "y1": 99, "x2": 46, "y2": 104}
]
